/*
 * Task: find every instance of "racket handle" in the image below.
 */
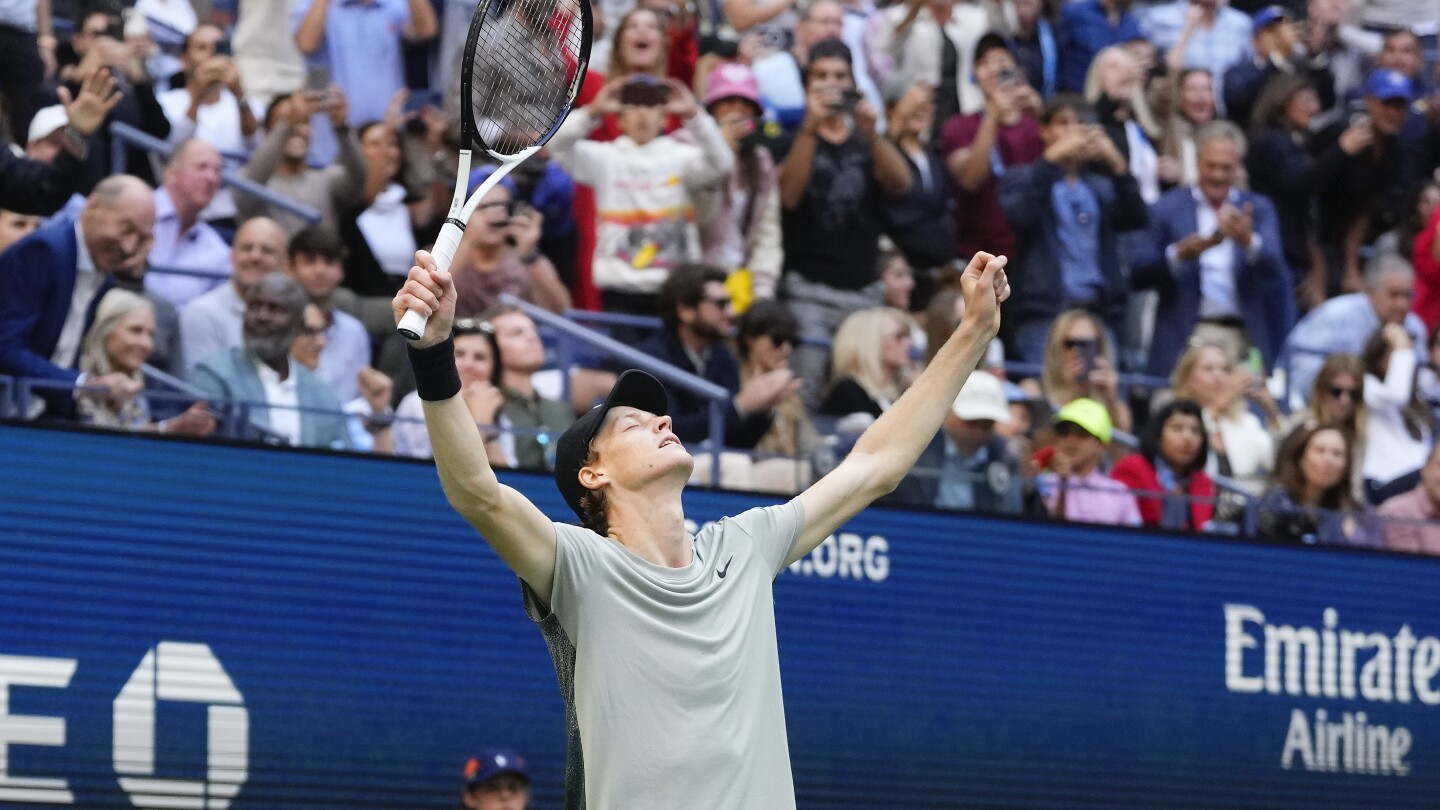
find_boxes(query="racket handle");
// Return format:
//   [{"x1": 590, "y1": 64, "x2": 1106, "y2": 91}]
[{"x1": 395, "y1": 220, "x2": 466, "y2": 341}]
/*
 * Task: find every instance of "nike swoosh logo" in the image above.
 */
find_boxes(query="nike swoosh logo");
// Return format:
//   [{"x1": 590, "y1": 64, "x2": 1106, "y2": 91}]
[{"x1": 716, "y1": 557, "x2": 733, "y2": 579}]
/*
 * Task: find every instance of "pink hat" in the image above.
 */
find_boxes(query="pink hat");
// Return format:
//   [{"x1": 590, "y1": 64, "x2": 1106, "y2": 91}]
[{"x1": 703, "y1": 62, "x2": 762, "y2": 110}]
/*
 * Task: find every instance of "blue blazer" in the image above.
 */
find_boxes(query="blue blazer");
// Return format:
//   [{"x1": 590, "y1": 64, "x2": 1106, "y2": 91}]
[
  {"x1": 189, "y1": 348, "x2": 351, "y2": 449},
  {"x1": 0, "y1": 217, "x2": 101, "y2": 384},
  {"x1": 1129, "y1": 187, "x2": 1291, "y2": 376}
]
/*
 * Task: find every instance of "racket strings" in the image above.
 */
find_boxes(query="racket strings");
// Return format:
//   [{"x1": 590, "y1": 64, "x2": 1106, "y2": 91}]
[{"x1": 468, "y1": 0, "x2": 585, "y2": 155}]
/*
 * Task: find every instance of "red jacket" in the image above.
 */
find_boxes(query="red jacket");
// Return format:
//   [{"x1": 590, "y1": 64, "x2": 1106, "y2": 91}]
[
  {"x1": 1110, "y1": 453, "x2": 1215, "y2": 530},
  {"x1": 1414, "y1": 205, "x2": 1440, "y2": 334}
]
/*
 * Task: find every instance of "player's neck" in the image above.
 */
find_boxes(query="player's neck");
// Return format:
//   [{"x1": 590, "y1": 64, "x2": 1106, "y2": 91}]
[{"x1": 606, "y1": 487, "x2": 690, "y2": 567}]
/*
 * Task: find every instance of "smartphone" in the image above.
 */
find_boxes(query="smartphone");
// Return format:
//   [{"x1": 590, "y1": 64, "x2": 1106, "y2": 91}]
[
  {"x1": 1076, "y1": 339, "x2": 1098, "y2": 377},
  {"x1": 619, "y1": 77, "x2": 670, "y2": 107},
  {"x1": 403, "y1": 89, "x2": 441, "y2": 115},
  {"x1": 997, "y1": 66, "x2": 1018, "y2": 86},
  {"x1": 830, "y1": 88, "x2": 863, "y2": 113},
  {"x1": 1246, "y1": 347, "x2": 1264, "y2": 376},
  {"x1": 304, "y1": 66, "x2": 330, "y2": 93},
  {"x1": 214, "y1": 38, "x2": 233, "y2": 57}
]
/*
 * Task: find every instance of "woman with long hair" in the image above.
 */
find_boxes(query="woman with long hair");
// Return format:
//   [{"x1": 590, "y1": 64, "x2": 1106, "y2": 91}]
[
  {"x1": 78, "y1": 289, "x2": 215, "y2": 436},
  {"x1": 1084, "y1": 45, "x2": 1161, "y2": 204},
  {"x1": 1156, "y1": 68, "x2": 1215, "y2": 189},
  {"x1": 392, "y1": 318, "x2": 509, "y2": 466},
  {"x1": 1257, "y1": 424, "x2": 1380, "y2": 547},
  {"x1": 1038, "y1": 309, "x2": 1132, "y2": 432},
  {"x1": 820, "y1": 307, "x2": 914, "y2": 423},
  {"x1": 1244, "y1": 74, "x2": 1332, "y2": 289},
  {"x1": 1111, "y1": 398, "x2": 1215, "y2": 530},
  {"x1": 1170, "y1": 342, "x2": 1280, "y2": 494},
  {"x1": 1360, "y1": 324, "x2": 1434, "y2": 504}
]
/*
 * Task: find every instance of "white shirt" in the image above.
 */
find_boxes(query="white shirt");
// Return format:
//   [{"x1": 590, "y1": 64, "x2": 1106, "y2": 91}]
[
  {"x1": 52, "y1": 220, "x2": 105, "y2": 370},
  {"x1": 254, "y1": 356, "x2": 301, "y2": 445},
  {"x1": 158, "y1": 87, "x2": 259, "y2": 156},
  {"x1": 147, "y1": 188, "x2": 234, "y2": 308},
  {"x1": 1363, "y1": 348, "x2": 1432, "y2": 484},
  {"x1": 355, "y1": 183, "x2": 416, "y2": 277},
  {"x1": 1166, "y1": 188, "x2": 1264, "y2": 319}
]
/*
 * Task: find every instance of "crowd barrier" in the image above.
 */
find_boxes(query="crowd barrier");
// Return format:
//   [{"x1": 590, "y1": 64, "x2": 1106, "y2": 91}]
[{"x1": 2, "y1": 423, "x2": 1439, "y2": 808}]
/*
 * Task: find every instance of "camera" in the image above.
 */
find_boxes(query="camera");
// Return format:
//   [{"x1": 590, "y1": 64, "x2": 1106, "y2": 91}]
[{"x1": 830, "y1": 88, "x2": 863, "y2": 113}]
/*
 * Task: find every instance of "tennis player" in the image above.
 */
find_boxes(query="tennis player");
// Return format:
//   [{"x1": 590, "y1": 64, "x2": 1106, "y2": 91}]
[{"x1": 394, "y1": 249, "x2": 1009, "y2": 809}]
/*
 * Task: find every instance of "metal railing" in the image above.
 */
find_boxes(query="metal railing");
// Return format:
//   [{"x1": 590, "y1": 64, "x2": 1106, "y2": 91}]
[
  {"x1": 505, "y1": 294, "x2": 731, "y2": 484},
  {"x1": 109, "y1": 122, "x2": 323, "y2": 225}
]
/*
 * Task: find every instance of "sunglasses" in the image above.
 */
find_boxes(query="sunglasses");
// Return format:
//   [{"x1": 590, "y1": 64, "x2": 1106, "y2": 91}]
[
  {"x1": 768, "y1": 334, "x2": 797, "y2": 347},
  {"x1": 454, "y1": 318, "x2": 496, "y2": 335},
  {"x1": 1328, "y1": 386, "x2": 1359, "y2": 400},
  {"x1": 1063, "y1": 338, "x2": 1098, "y2": 351},
  {"x1": 703, "y1": 296, "x2": 732, "y2": 309}
]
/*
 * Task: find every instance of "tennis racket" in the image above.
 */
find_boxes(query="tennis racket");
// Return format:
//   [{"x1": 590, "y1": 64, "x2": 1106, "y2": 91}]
[{"x1": 396, "y1": 0, "x2": 593, "y2": 340}]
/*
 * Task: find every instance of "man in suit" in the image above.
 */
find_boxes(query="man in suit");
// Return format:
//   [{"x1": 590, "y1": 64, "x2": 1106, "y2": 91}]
[
  {"x1": 0, "y1": 174, "x2": 156, "y2": 400},
  {"x1": 189, "y1": 272, "x2": 351, "y2": 449},
  {"x1": 635, "y1": 263, "x2": 796, "y2": 450},
  {"x1": 1130, "y1": 119, "x2": 1289, "y2": 377}
]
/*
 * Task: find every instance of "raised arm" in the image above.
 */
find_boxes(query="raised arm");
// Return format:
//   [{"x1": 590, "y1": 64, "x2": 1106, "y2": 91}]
[
  {"x1": 788, "y1": 251, "x2": 1009, "y2": 564},
  {"x1": 392, "y1": 250, "x2": 558, "y2": 602}
]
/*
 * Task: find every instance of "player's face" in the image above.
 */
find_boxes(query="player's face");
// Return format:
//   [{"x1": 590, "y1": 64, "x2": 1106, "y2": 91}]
[{"x1": 588, "y1": 406, "x2": 693, "y2": 491}]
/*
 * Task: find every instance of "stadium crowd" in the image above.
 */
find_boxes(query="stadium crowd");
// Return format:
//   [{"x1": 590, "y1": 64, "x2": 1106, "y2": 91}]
[{"x1": 1, "y1": 0, "x2": 1440, "y2": 551}]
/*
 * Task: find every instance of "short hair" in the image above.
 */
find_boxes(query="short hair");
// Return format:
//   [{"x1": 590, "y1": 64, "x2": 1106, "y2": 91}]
[
  {"x1": 245, "y1": 271, "x2": 309, "y2": 318},
  {"x1": 1039, "y1": 93, "x2": 1091, "y2": 126},
  {"x1": 287, "y1": 226, "x2": 345, "y2": 264},
  {"x1": 1193, "y1": 119, "x2": 1248, "y2": 158},
  {"x1": 1363, "y1": 251, "x2": 1414, "y2": 289},
  {"x1": 1142, "y1": 398, "x2": 1210, "y2": 477},
  {"x1": 735, "y1": 300, "x2": 799, "y2": 361},
  {"x1": 166, "y1": 138, "x2": 215, "y2": 170},
  {"x1": 657, "y1": 264, "x2": 728, "y2": 333},
  {"x1": 89, "y1": 174, "x2": 149, "y2": 205},
  {"x1": 804, "y1": 38, "x2": 853, "y2": 85}
]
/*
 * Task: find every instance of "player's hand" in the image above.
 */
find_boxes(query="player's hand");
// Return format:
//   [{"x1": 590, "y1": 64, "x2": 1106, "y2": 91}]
[
  {"x1": 393, "y1": 249, "x2": 457, "y2": 347},
  {"x1": 958, "y1": 251, "x2": 1008, "y2": 337}
]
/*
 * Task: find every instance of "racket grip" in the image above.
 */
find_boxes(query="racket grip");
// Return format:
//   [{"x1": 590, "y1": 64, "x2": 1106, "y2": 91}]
[
  {"x1": 395, "y1": 220, "x2": 466, "y2": 341},
  {"x1": 397, "y1": 309, "x2": 427, "y2": 341}
]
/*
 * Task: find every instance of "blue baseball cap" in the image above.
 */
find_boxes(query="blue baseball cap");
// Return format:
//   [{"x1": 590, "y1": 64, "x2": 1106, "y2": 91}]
[
  {"x1": 466, "y1": 164, "x2": 519, "y2": 198},
  {"x1": 463, "y1": 749, "x2": 530, "y2": 787},
  {"x1": 1252, "y1": 5, "x2": 1289, "y2": 30},
  {"x1": 1364, "y1": 69, "x2": 1415, "y2": 102}
]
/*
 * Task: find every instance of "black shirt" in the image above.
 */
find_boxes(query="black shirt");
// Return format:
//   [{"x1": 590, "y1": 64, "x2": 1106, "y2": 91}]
[{"x1": 781, "y1": 129, "x2": 883, "y2": 291}]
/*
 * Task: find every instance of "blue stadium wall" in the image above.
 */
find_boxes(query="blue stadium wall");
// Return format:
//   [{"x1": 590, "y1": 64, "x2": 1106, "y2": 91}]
[{"x1": 3, "y1": 423, "x2": 1440, "y2": 809}]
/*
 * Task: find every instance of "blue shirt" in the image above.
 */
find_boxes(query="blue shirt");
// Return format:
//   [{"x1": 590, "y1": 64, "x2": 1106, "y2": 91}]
[
  {"x1": 291, "y1": 0, "x2": 410, "y2": 128},
  {"x1": 1140, "y1": 2, "x2": 1252, "y2": 112},
  {"x1": 1052, "y1": 178, "x2": 1103, "y2": 304},
  {"x1": 1283, "y1": 292, "x2": 1428, "y2": 408},
  {"x1": 1056, "y1": 0, "x2": 1142, "y2": 92}
]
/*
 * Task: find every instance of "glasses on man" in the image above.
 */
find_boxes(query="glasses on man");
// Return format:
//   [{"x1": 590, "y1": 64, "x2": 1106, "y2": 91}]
[{"x1": 703, "y1": 296, "x2": 732, "y2": 309}]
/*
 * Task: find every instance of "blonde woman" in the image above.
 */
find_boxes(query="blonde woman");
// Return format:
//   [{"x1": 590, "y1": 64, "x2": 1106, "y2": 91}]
[
  {"x1": 1084, "y1": 45, "x2": 1161, "y2": 204},
  {"x1": 820, "y1": 307, "x2": 914, "y2": 423},
  {"x1": 78, "y1": 289, "x2": 215, "y2": 436},
  {"x1": 1170, "y1": 342, "x2": 1280, "y2": 495},
  {"x1": 1038, "y1": 309, "x2": 1132, "y2": 432}
]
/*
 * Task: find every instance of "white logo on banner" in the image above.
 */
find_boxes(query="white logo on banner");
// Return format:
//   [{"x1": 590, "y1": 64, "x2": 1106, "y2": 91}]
[
  {"x1": 113, "y1": 643, "x2": 249, "y2": 809},
  {"x1": 0, "y1": 655, "x2": 77, "y2": 804}
]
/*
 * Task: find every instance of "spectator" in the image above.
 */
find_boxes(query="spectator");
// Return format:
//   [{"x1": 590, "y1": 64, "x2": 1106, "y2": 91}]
[
  {"x1": 930, "y1": 370, "x2": 1024, "y2": 513},
  {"x1": 0, "y1": 0, "x2": 53, "y2": 142},
  {"x1": 1378, "y1": 179, "x2": 1440, "y2": 263},
  {"x1": 637, "y1": 264, "x2": 792, "y2": 450},
  {"x1": 1085, "y1": 45, "x2": 1161, "y2": 203},
  {"x1": 1032, "y1": 397, "x2": 1142, "y2": 526},
  {"x1": 1008, "y1": 0, "x2": 1058, "y2": 98},
  {"x1": 1311, "y1": 69, "x2": 1429, "y2": 298},
  {"x1": 487, "y1": 305, "x2": 575, "y2": 470},
  {"x1": 1169, "y1": 342, "x2": 1278, "y2": 494},
  {"x1": 0, "y1": 210, "x2": 41, "y2": 253},
  {"x1": 1282, "y1": 253, "x2": 1427, "y2": 406},
  {"x1": 189, "y1": 272, "x2": 351, "y2": 448},
  {"x1": 1037, "y1": 308, "x2": 1132, "y2": 432},
  {"x1": 940, "y1": 31, "x2": 1044, "y2": 264},
  {"x1": 0, "y1": 70, "x2": 117, "y2": 216},
  {"x1": 752, "y1": 0, "x2": 846, "y2": 139},
  {"x1": 1221, "y1": 6, "x2": 1335, "y2": 130},
  {"x1": 238, "y1": 89, "x2": 366, "y2": 238},
  {"x1": 879, "y1": 78, "x2": 955, "y2": 290},
  {"x1": 879, "y1": 247, "x2": 921, "y2": 318},
  {"x1": 1360, "y1": 324, "x2": 1433, "y2": 504},
  {"x1": 878, "y1": 0, "x2": 989, "y2": 125},
  {"x1": 735, "y1": 299, "x2": 821, "y2": 490},
  {"x1": 286, "y1": 226, "x2": 370, "y2": 402},
  {"x1": 1157, "y1": 68, "x2": 1215, "y2": 188},
  {"x1": 1378, "y1": 443, "x2": 1440, "y2": 555},
  {"x1": 76, "y1": 288, "x2": 217, "y2": 436},
  {"x1": 1298, "y1": 0, "x2": 1378, "y2": 104},
  {"x1": 1245, "y1": 74, "x2": 1337, "y2": 282},
  {"x1": 61, "y1": 30, "x2": 173, "y2": 187},
  {"x1": 820, "y1": 306, "x2": 912, "y2": 422},
  {"x1": 1143, "y1": 0, "x2": 1253, "y2": 112},
  {"x1": 998, "y1": 94, "x2": 1146, "y2": 364},
  {"x1": 550, "y1": 75, "x2": 732, "y2": 318},
  {"x1": 290, "y1": 300, "x2": 331, "y2": 372},
  {"x1": 1055, "y1": 0, "x2": 1141, "y2": 93},
  {"x1": 460, "y1": 749, "x2": 532, "y2": 810},
  {"x1": 147, "y1": 139, "x2": 232, "y2": 308},
  {"x1": 778, "y1": 38, "x2": 911, "y2": 393},
  {"x1": 342, "y1": 114, "x2": 418, "y2": 291},
  {"x1": 157, "y1": 26, "x2": 260, "y2": 155},
  {"x1": 1371, "y1": 27, "x2": 1433, "y2": 99},
  {"x1": 180, "y1": 217, "x2": 288, "y2": 370},
  {"x1": 698, "y1": 62, "x2": 784, "y2": 303},
  {"x1": 1416, "y1": 182, "x2": 1440, "y2": 333},
  {"x1": 391, "y1": 317, "x2": 507, "y2": 464},
  {"x1": 1131, "y1": 120, "x2": 1287, "y2": 377},
  {"x1": 1256, "y1": 423, "x2": 1380, "y2": 546},
  {"x1": 234, "y1": 0, "x2": 306, "y2": 105},
  {"x1": 1282, "y1": 353, "x2": 1368, "y2": 494},
  {"x1": 0, "y1": 175, "x2": 155, "y2": 399},
  {"x1": 450, "y1": 176, "x2": 571, "y2": 318},
  {"x1": 1111, "y1": 398, "x2": 1215, "y2": 529},
  {"x1": 292, "y1": 0, "x2": 437, "y2": 131}
]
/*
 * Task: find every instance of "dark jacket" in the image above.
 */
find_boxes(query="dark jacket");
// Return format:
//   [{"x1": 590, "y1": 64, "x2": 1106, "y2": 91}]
[
  {"x1": 0, "y1": 217, "x2": 107, "y2": 384},
  {"x1": 634, "y1": 329, "x2": 773, "y2": 450},
  {"x1": 1222, "y1": 59, "x2": 1336, "y2": 130},
  {"x1": 0, "y1": 140, "x2": 104, "y2": 216},
  {"x1": 1129, "y1": 186, "x2": 1289, "y2": 376},
  {"x1": 1245, "y1": 126, "x2": 1347, "y2": 270},
  {"x1": 997, "y1": 159, "x2": 1148, "y2": 327},
  {"x1": 880, "y1": 145, "x2": 956, "y2": 272}
]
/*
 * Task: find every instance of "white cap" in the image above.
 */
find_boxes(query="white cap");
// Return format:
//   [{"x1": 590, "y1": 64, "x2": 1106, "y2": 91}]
[
  {"x1": 951, "y1": 372, "x2": 1010, "y2": 423},
  {"x1": 27, "y1": 106, "x2": 68, "y2": 145}
]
